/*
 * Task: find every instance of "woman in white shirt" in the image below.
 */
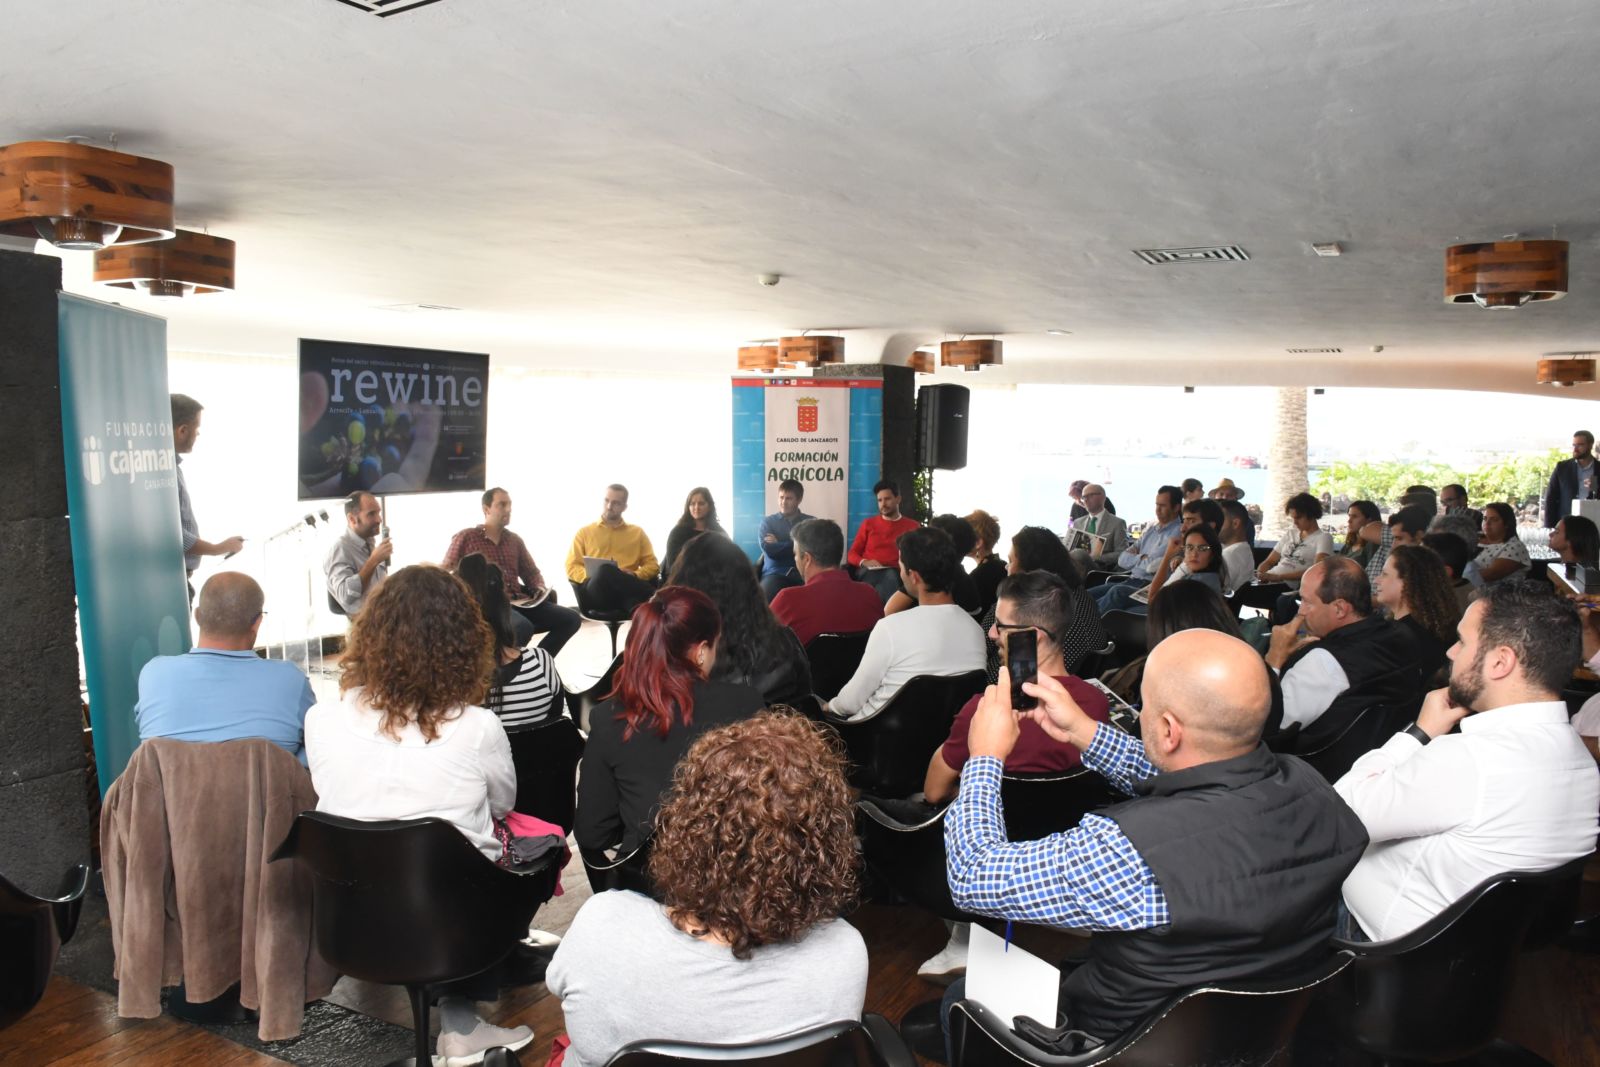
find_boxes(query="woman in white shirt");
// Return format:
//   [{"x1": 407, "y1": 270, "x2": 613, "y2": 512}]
[
  {"x1": 304, "y1": 563, "x2": 532, "y2": 1064},
  {"x1": 1256, "y1": 492, "x2": 1336, "y2": 586},
  {"x1": 1474, "y1": 502, "x2": 1531, "y2": 585}
]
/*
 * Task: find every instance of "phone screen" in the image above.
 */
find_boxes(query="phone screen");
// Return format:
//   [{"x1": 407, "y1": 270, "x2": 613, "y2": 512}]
[{"x1": 1006, "y1": 629, "x2": 1039, "y2": 711}]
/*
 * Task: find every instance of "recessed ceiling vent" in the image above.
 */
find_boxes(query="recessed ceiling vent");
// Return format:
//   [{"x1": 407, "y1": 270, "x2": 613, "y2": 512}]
[
  {"x1": 1284, "y1": 347, "x2": 1342, "y2": 354},
  {"x1": 1132, "y1": 245, "x2": 1250, "y2": 265},
  {"x1": 329, "y1": 0, "x2": 448, "y2": 17}
]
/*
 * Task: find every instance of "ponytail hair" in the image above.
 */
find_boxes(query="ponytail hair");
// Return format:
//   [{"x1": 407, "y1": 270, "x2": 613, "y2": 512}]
[{"x1": 610, "y1": 586, "x2": 722, "y2": 740}]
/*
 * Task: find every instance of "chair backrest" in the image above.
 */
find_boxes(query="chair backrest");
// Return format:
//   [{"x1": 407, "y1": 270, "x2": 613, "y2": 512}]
[
  {"x1": 510, "y1": 716, "x2": 585, "y2": 833},
  {"x1": 837, "y1": 670, "x2": 987, "y2": 797},
  {"x1": 1316, "y1": 858, "x2": 1588, "y2": 1062},
  {"x1": 567, "y1": 652, "x2": 625, "y2": 731},
  {"x1": 951, "y1": 954, "x2": 1349, "y2": 1067},
  {"x1": 327, "y1": 590, "x2": 347, "y2": 617},
  {"x1": 1280, "y1": 661, "x2": 1422, "y2": 762},
  {"x1": 271, "y1": 811, "x2": 558, "y2": 987},
  {"x1": 1294, "y1": 702, "x2": 1411, "y2": 783},
  {"x1": 1100, "y1": 611, "x2": 1147, "y2": 666},
  {"x1": 805, "y1": 632, "x2": 872, "y2": 702},
  {"x1": 0, "y1": 865, "x2": 90, "y2": 1030},
  {"x1": 605, "y1": 1014, "x2": 905, "y2": 1067},
  {"x1": 999, "y1": 770, "x2": 1118, "y2": 843}
]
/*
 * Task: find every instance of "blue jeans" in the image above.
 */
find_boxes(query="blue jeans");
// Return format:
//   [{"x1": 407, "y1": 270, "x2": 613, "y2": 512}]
[{"x1": 1093, "y1": 581, "x2": 1148, "y2": 616}]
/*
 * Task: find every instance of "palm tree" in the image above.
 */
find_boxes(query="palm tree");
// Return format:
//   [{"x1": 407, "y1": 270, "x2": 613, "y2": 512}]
[{"x1": 1264, "y1": 387, "x2": 1309, "y2": 538}]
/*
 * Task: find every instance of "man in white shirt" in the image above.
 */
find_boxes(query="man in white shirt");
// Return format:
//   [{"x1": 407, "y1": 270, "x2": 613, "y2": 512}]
[
  {"x1": 1218, "y1": 500, "x2": 1257, "y2": 595},
  {"x1": 1065, "y1": 483, "x2": 1128, "y2": 574},
  {"x1": 1336, "y1": 582, "x2": 1599, "y2": 941},
  {"x1": 827, "y1": 526, "x2": 986, "y2": 722}
]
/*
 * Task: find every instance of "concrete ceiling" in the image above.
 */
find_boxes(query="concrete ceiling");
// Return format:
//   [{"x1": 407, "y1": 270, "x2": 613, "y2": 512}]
[{"x1": 8, "y1": 0, "x2": 1600, "y2": 392}]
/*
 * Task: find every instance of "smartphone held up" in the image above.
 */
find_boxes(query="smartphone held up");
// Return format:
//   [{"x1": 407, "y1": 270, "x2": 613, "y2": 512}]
[{"x1": 1005, "y1": 629, "x2": 1039, "y2": 711}]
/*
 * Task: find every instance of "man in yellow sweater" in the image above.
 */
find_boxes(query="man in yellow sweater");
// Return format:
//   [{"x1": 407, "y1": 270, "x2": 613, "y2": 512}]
[{"x1": 565, "y1": 483, "x2": 660, "y2": 613}]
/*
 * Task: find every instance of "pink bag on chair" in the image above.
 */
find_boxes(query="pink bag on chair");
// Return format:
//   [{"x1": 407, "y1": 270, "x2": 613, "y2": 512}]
[{"x1": 497, "y1": 811, "x2": 572, "y2": 894}]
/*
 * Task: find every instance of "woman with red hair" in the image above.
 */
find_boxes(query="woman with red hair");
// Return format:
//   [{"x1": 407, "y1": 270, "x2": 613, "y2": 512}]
[{"x1": 574, "y1": 587, "x2": 764, "y2": 858}]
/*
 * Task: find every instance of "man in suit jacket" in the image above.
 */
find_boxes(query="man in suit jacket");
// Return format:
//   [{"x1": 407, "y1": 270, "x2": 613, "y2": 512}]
[
  {"x1": 1066, "y1": 483, "x2": 1128, "y2": 574},
  {"x1": 1544, "y1": 431, "x2": 1600, "y2": 529}
]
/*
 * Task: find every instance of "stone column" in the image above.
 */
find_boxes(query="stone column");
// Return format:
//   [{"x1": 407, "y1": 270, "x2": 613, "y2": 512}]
[
  {"x1": 0, "y1": 249, "x2": 92, "y2": 894},
  {"x1": 1264, "y1": 386, "x2": 1309, "y2": 539}
]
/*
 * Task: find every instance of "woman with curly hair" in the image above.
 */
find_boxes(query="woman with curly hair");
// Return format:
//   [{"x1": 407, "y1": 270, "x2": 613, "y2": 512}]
[
  {"x1": 666, "y1": 532, "x2": 812, "y2": 706},
  {"x1": 575, "y1": 586, "x2": 764, "y2": 857},
  {"x1": 549, "y1": 712, "x2": 866, "y2": 1067},
  {"x1": 965, "y1": 509, "x2": 1006, "y2": 612},
  {"x1": 661, "y1": 486, "x2": 726, "y2": 577},
  {"x1": 1374, "y1": 544, "x2": 1461, "y2": 682},
  {"x1": 304, "y1": 564, "x2": 534, "y2": 1062},
  {"x1": 980, "y1": 526, "x2": 1107, "y2": 683}
]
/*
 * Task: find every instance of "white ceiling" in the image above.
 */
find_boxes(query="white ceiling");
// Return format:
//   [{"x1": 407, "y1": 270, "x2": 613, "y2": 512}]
[{"x1": 8, "y1": 0, "x2": 1600, "y2": 393}]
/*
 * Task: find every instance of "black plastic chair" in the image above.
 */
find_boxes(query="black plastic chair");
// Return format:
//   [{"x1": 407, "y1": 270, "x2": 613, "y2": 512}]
[
  {"x1": 1099, "y1": 612, "x2": 1146, "y2": 670},
  {"x1": 571, "y1": 582, "x2": 633, "y2": 659},
  {"x1": 1074, "y1": 641, "x2": 1117, "y2": 682},
  {"x1": 1235, "y1": 580, "x2": 1291, "y2": 612},
  {"x1": 805, "y1": 632, "x2": 872, "y2": 702},
  {"x1": 272, "y1": 812, "x2": 561, "y2": 1067},
  {"x1": 604, "y1": 1014, "x2": 915, "y2": 1067},
  {"x1": 1292, "y1": 702, "x2": 1412, "y2": 784},
  {"x1": 1083, "y1": 570, "x2": 1128, "y2": 590},
  {"x1": 950, "y1": 953, "x2": 1349, "y2": 1067},
  {"x1": 565, "y1": 652, "x2": 624, "y2": 732},
  {"x1": 1311, "y1": 857, "x2": 1590, "y2": 1065},
  {"x1": 580, "y1": 837, "x2": 653, "y2": 897},
  {"x1": 508, "y1": 714, "x2": 585, "y2": 832},
  {"x1": 858, "y1": 770, "x2": 1115, "y2": 921},
  {"x1": 0, "y1": 864, "x2": 90, "y2": 1030},
  {"x1": 832, "y1": 671, "x2": 987, "y2": 797}
]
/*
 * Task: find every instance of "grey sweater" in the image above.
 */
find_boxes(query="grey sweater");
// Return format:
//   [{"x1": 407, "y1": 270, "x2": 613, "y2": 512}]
[{"x1": 547, "y1": 890, "x2": 867, "y2": 1067}]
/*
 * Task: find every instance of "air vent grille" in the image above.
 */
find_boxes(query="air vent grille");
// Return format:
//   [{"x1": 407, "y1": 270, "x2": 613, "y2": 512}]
[
  {"x1": 1285, "y1": 347, "x2": 1343, "y2": 354},
  {"x1": 1132, "y1": 245, "x2": 1250, "y2": 265},
  {"x1": 329, "y1": 0, "x2": 447, "y2": 17}
]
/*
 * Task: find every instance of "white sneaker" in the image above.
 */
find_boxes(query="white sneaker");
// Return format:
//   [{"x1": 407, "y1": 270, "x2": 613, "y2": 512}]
[
  {"x1": 917, "y1": 937, "x2": 969, "y2": 984},
  {"x1": 436, "y1": 1020, "x2": 536, "y2": 1066},
  {"x1": 522, "y1": 926, "x2": 563, "y2": 950}
]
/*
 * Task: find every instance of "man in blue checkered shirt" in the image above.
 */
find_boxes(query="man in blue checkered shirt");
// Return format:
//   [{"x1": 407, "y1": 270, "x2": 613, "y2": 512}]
[{"x1": 901, "y1": 629, "x2": 1366, "y2": 1057}]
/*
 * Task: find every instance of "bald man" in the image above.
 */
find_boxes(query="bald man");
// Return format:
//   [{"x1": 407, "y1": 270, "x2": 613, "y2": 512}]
[
  {"x1": 921, "y1": 630, "x2": 1367, "y2": 1048},
  {"x1": 134, "y1": 573, "x2": 315, "y2": 762}
]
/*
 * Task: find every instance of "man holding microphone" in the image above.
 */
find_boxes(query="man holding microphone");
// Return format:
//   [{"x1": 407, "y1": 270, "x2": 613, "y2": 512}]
[{"x1": 325, "y1": 491, "x2": 392, "y2": 616}]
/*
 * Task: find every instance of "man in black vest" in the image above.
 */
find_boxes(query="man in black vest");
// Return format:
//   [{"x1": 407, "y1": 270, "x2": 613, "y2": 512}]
[
  {"x1": 1265, "y1": 555, "x2": 1423, "y2": 752},
  {"x1": 904, "y1": 629, "x2": 1367, "y2": 1055}
]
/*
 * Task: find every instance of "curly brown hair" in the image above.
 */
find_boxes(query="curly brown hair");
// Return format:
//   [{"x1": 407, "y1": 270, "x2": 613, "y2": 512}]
[
  {"x1": 647, "y1": 711, "x2": 858, "y2": 960},
  {"x1": 339, "y1": 565, "x2": 496, "y2": 742}
]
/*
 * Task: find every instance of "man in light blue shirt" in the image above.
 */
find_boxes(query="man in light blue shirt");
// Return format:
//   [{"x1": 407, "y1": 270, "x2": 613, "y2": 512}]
[
  {"x1": 135, "y1": 572, "x2": 315, "y2": 761},
  {"x1": 1092, "y1": 485, "x2": 1183, "y2": 611}
]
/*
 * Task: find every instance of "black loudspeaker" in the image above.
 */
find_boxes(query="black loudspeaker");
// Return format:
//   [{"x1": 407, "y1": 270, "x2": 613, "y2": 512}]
[{"x1": 917, "y1": 384, "x2": 969, "y2": 470}]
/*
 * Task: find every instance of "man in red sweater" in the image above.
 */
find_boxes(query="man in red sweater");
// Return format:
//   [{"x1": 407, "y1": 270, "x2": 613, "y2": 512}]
[{"x1": 849, "y1": 479, "x2": 922, "y2": 602}]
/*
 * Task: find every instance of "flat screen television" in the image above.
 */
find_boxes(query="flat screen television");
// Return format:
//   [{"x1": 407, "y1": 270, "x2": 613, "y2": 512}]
[{"x1": 297, "y1": 338, "x2": 489, "y2": 500}]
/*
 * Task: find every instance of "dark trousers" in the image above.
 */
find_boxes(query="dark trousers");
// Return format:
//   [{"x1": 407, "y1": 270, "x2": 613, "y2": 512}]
[
  {"x1": 585, "y1": 567, "x2": 655, "y2": 615},
  {"x1": 512, "y1": 596, "x2": 583, "y2": 655},
  {"x1": 856, "y1": 566, "x2": 903, "y2": 604},
  {"x1": 760, "y1": 570, "x2": 802, "y2": 603}
]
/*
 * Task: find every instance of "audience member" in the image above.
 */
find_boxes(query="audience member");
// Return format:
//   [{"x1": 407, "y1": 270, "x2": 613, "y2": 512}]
[
  {"x1": 1097, "y1": 503, "x2": 1226, "y2": 615},
  {"x1": 885, "y1": 514, "x2": 982, "y2": 617},
  {"x1": 1374, "y1": 545, "x2": 1460, "y2": 683},
  {"x1": 848, "y1": 479, "x2": 921, "y2": 602},
  {"x1": 660, "y1": 486, "x2": 726, "y2": 580},
  {"x1": 135, "y1": 573, "x2": 314, "y2": 760},
  {"x1": 1341, "y1": 500, "x2": 1380, "y2": 569},
  {"x1": 1358, "y1": 503, "x2": 1431, "y2": 594},
  {"x1": 1421, "y1": 531, "x2": 1476, "y2": 616},
  {"x1": 925, "y1": 630, "x2": 1366, "y2": 1047},
  {"x1": 575, "y1": 588, "x2": 763, "y2": 857},
  {"x1": 549, "y1": 714, "x2": 865, "y2": 1067},
  {"x1": 1216, "y1": 499, "x2": 1257, "y2": 594},
  {"x1": 458, "y1": 554, "x2": 567, "y2": 813},
  {"x1": 1543, "y1": 429, "x2": 1599, "y2": 529},
  {"x1": 1265, "y1": 557, "x2": 1423, "y2": 747},
  {"x1": 769, "y1": 518, "x2": 884, "y2": 646},
  {"x1": 828, "y1": 527, "x2": 985, "y2": 722},
  {"x1": 964, "y1": 509, "x2": 1007, "y2": 612},
  {"x1": 1209, "y1": 478, "x2": 1255, "y2": 544},
  {"x1": 565, "y1": 484, "x2": 660, "y2": 614},
  {"x1": 1337, "y1": 582, "x2": 1600, "y2": 940},
  {"x1": 668, "y1": 532, "x2": 813, "y2": 706},
  {"x1": 1089, "y1": 486, "x2": 1183, "y2": 610},
  {"x1": 170, "y1": 393, "x2": 245, "y2": 599},
  {"x1": 1255, "y1": 492, "x2": 1334, "y2": 587},
  {"x1": 1066, "y1": 483, "x2": 1129, "y2": 574},
  {"x1": 305, "y1": 565, "x2": 531, "y2": 1061},
  {"x1": 1550, "y1": 514, "x2": 1600, "y2": 567},
  {"x1": 1181, "y1": 477, "x2": 1205, "y2": 502},
  {"x1": 325, "y1": 490, "x2": 391, "y2": 616},
  {"x1": 983, "y1": 526, "x2": 1109, "y2": 683},
  {"x1": 1474, "y1": 502, "x2": 1530, "y2": 585},
  {"x1": 1428, "y1": 510, "x2": 1485, "y2": 584},
  {"x1": 443, "y1": 487, "x2": 582, "y2": 654},
  {"x1": 1438, "y1": 483, "x2": 1483, "y2": 529},
  {"x1": 1067, "y1": 479, "x2": 1115, "y2": 520},
  {"x1": 1100, "y1": 580, "x2": 1246, "y2": 706},
  {"x1": 756, "y1": 479, "x2": 813, "y2": 602}
]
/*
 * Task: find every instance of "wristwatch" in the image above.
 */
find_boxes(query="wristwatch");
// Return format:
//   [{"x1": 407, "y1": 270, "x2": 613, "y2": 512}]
[{"x1": 1402, "y1": 722, "x2": 1432, "y2": 746}]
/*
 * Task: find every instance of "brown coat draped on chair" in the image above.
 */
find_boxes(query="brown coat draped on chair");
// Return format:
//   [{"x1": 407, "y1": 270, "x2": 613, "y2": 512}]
[{"x1": 100, "y1": 737, "x2": 338, "y2": 1040}]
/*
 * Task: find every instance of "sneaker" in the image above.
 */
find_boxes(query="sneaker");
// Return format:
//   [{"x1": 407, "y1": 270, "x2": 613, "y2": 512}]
[
  {"x1": 436, "y1": 1020, "x2": 536, "y2": 1066},
  {"x1": 917, "y1": 938, "x2": 969, "y2": 983},
  {"x1": 522, "y1": 926, "x2": 563, "y2": 950}
]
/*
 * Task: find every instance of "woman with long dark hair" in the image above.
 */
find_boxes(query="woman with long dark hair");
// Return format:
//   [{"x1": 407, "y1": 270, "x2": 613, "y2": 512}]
[
  {"x1": 1550, "y1": 514, "x2": 1600, "y2": 568},
  {"x1": 980, "y1": 525, "x2": 1108, "y2": 682},
  {"x1": 661, "y1": 487, "x2": 725, "y2": 577},
  {"x1": 1474, "y1": 501, "x2": 1530, "y2": 584},
  {"x1": 574, "y1": 587, "x2": 763, "y2": 857},
  {"x1": 667, "y1": 531, "x2": 812, "y2": 706},
  {"x1": 1375, "y1": 544, "x2": 1460, "y2": 680}
]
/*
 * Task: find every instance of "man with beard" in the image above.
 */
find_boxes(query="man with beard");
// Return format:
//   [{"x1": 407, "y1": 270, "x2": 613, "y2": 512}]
[{"x1": 1335, "y1": 582, "x2": 1599, "y2": 941}]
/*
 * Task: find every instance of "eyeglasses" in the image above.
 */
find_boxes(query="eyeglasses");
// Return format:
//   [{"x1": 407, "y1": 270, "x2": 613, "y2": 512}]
[
  {"x1": 1182, "y1": 544, "x2": 1213, "y2": 553},
  {"x1": 995, "y1": 620, "x2": 1057, "y2": 642}
]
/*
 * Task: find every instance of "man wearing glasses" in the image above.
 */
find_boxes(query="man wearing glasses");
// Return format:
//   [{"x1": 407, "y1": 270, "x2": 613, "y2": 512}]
[
  {"x1": 133, "y1": 573, "x2": 315, "y2": 763},
  {"x1": 1065, "y1": 483, "x2": 1128, "y2": 574}
]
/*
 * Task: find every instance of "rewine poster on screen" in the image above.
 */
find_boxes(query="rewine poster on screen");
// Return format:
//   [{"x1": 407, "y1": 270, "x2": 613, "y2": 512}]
[{"x1": 298, "y1": 338, "x2": 490, "y2": 500}]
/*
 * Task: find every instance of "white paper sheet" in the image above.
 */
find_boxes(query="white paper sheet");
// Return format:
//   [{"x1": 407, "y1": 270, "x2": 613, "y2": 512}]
[{"x1": 967, "y1": 923, "x2": 1060, "y2": 1027}]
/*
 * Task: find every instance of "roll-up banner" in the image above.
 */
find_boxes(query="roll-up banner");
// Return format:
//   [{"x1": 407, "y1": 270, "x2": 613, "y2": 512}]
[{"x1": 58, "y1": 294, "x2": 191, "y2": 793}]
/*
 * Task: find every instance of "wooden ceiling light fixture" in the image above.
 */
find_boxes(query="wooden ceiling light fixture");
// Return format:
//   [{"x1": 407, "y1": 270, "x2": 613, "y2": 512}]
[
  {"x1": 1536, "y1": 357, "x2": 1596, "y2": 388},
  {"x1": 940, "y1": 338, "x2": 1002, "y2": 372},
  {"x1": 1444, "y1": 239, "x2": 1568, "y2": 308},
  {"x1": 94, "y1": 229, "x2": 235, "y2": 297},
  {"x1": 778, "y1": 335, "x2": 844, "y2": 366},
  {"x1": 908, "y1": 350, "x2": 936, "y2": 373},
  {"x1": 737, "y1": 344, "x2": 783, "y2": 371},
  {"x1": 0, "y1": 139, "x2": 175, "y2": 250}
]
